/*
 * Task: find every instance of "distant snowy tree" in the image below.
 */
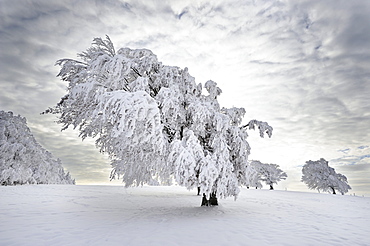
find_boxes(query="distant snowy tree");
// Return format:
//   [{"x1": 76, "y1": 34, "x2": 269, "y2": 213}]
[
  {"x1": 244, "y1": 162, "x2": 262, "y2": 189},
  {"x1": 250, "y1": 160, "x2": 287, "y2": 190},
  {"x1": 0, "y1": 111, "x2": 75, "y2": 185},
  {"x1": 301, "y1": 158, "x2": 351, "y2": 195},
  {"x1": 45, "y1": 36, "x2": 272, "y2": 205}
]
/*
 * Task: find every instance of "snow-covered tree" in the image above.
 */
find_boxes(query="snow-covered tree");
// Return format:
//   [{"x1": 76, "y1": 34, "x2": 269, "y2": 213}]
[
  {"x1": 0, "y1": 111, "x2": 75, "y2": 185},
  {"x1": 250, "y1": 160, "x2": 287, "y2": 190},
  {"x1": 301, "y1": 158, "x2": 351, "y2": 195},
  {"x1": 243, "y1": 162, "x2": 262, "y2": 189},
  {"x1": 45, "y1": 36, "x2": 272, "y2": 205}
]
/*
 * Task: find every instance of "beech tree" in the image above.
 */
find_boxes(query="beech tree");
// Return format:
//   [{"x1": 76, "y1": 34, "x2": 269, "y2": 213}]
[
  {"x1": 45, "y1": 36, "x2": 272, "y2": 205},
  {"x1": 250, "y1": 160, "x2": 287, "y2": 190},
  {"x1": 301, "y1": 158, "x2": 351, "y2": 195},
  {"x1": 0, "y1": 111, "x2": 75, "y2": 185},
  {"x1": 242, "y1": 162, "x2": 262, "y2": 189}
]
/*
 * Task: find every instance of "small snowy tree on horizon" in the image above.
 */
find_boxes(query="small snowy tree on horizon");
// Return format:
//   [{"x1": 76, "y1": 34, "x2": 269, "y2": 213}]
[
  {"x1": 0, "y1": 111, "x2": 75, "y2": 185},
  {"x1": 250, "y1": 160, "x2": 287, "y2": 190},
  {"x1": 301, "y1": 158, "x2": 351, "y2": 195},
  {"x1": 44, "y1": 36, "x2": 273, "y2": 206},
  {"x1": 242, "y1": 161, "x2": 262, "y2": 189}
]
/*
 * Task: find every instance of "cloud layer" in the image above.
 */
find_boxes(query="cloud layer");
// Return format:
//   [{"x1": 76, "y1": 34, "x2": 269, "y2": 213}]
[{"x1": 1, "y1": 0, "x2": 369, "y2": 194}]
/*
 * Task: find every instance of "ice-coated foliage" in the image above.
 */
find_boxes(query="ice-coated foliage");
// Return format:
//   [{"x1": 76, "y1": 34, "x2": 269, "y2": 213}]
[
  {"x1": 243, "y1": 120, "x2": 273, "y2": 138},
  {"x1": 45, "y1": 36, "x2": 272, "y2": 200},
  {"x1": 244, "y1": 163, "x2": 262, "y2": 189},
  {"x1": 250, "y1": 160, "x2": 287, "y2": 189},
  {"x1": 0, "y1": 111, "x2": 75, "y2": 185},
  {"x1": 301, "y1": 158, "x2": 351, "y2": 195}
]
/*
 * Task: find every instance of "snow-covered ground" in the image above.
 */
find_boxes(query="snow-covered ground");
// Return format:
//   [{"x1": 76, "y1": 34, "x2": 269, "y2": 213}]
[{"x1": 1, "y1": 185, "x2": 369, "y2": 246}]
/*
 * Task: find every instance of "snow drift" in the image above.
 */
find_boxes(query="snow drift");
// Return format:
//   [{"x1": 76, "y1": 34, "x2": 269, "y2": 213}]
[{"x1": 0, "y1": 185, "x2": 368, "y2": 245}]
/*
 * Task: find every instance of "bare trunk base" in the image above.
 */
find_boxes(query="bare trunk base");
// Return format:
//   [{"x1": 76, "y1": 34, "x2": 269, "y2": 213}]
[
  {"x1": 269, "y1": 185, "x2": 274, "y2": 190},
  {"x1": 331, "y1": 187, "x2": 336, "y2": 194},
  {"x1": 201, "y1": 193, "x2": 218, "y2": 206}
]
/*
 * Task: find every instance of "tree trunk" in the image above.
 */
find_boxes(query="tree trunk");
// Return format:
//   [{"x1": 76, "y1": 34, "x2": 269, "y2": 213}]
[
  {"x1": 209, "y1": 193, "x2": 218, "y2": 206},
  {"x1": 197, "y1": 187, "x2": 200, "y2": 196},
  {"x1": 269, "y1": 185, "x2": 274, "y2": 190},
  {"x1": 331, "y1": 187, "x2": 336, "y2": 194},
  {"x1": 201, "y1": 194, "x2": 208, "y2": 206},
  {"x1": 201, "y1": 192, "x2": 218, "y2": 206}
]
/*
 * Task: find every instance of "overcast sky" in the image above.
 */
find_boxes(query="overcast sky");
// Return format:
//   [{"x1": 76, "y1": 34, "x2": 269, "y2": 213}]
[{"x1": 1, "y1": 0, "x2": 369, "y2": 195}]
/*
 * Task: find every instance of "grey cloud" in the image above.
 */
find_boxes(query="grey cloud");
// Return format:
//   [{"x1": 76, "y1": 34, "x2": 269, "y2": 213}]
[
  {"x1": 249, "y1": 0, "x2": 370, "y2": 147},
  {"x1": 335, "y1": 2, "x2": 370, "y2": 52},
  {"x1": 337, "y1": 163, "x2": 370, "y2": 173},
  {"x1": 28, "y1": 116, "x2": 112, "y2": 184},
  {"x1": 338, "y1": 148, "x2": 350, "y2": 154},
  {"x1": 335, "y1": 164, "x2": 370, "y2": 196},
  {"x1": 358, "y1": 146, "x2": 369, "y2": 150},
  {"x1": 177, "y1": 8, "x2": 188, "y2": 20},
  {"x1": 331, "y1": 144, "x2": 370, "y2": 166}
]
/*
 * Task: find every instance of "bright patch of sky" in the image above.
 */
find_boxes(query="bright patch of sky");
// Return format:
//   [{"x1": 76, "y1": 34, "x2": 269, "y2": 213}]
[{"x1": 0, "y1": 0, "x2": 369, "y2": 195}]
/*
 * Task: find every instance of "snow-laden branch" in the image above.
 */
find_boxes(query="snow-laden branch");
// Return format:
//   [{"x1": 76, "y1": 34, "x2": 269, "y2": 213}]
[{"x1": 243, "y1": 119, "x2": 273, "y2": 138}]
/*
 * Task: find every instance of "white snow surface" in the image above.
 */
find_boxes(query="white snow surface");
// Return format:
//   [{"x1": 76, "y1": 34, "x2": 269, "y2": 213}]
[{"x1": 1, "y1": 185, "x2": 369, "y2": 246}]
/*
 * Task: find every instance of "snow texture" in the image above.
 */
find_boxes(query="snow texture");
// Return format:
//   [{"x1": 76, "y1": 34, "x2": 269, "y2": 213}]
[
  {"x1": 0, "y1": 111, "x2": 74, "y2": 185},
  {"x1": 0, "y1": 185, "x2": 369, "y2": 246}
]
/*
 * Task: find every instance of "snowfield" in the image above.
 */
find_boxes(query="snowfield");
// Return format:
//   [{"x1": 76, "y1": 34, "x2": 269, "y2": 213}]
[{"x1": 1, "y1": 185, "x2": 369, "y2": 246}]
